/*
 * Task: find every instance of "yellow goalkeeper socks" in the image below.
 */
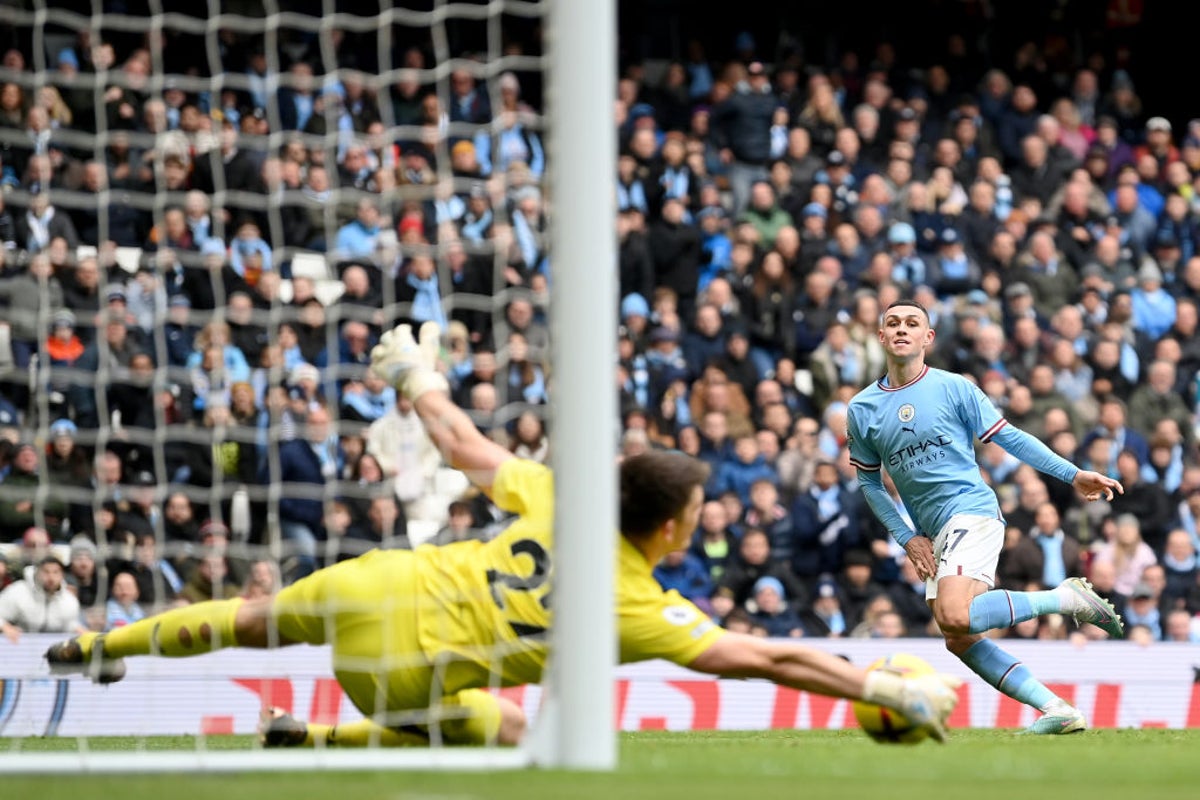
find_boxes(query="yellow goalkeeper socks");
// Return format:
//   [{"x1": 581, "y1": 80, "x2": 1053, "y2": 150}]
[
  {"x1": 101, "y1": 598, "x2": 244, "y2": 658},
  {"x1": 308, "y1": 719, "x2": 428, "y2": 747}
]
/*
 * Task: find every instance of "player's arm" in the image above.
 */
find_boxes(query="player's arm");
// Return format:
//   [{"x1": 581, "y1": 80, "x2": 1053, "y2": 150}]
[
  {"x1": 689, "y1": 631, "x2": 865, "y2": 696},
  {"x1": 688, "y1": 633, "x2": 959, "y2": 742},
  {"x1": 846, "y1": 404, "x2": 935, "y2": 577},
  {"x1": 371, "y1": 322, "x2": 511, "y2": 493},
  {"x1": 990, "y1": 424, "x2": 1122, "y2": 501},
  {"x1": 413, "y1": 389, "x2": 511, "y2": 492},
  {"x1": 845, "y1": 404, "x2": 917, "y2": 547}
]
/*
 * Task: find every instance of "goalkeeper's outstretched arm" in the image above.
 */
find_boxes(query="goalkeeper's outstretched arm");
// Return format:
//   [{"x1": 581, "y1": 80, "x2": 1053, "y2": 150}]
[
  {"x1": 372, "y1": 322, "x2": 511, "y2": 493},
  {"x1": 414, "y1": 388, "x2": 512, "y2": 493}
]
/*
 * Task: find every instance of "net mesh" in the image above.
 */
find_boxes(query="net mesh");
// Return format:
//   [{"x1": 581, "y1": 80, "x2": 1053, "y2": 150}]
[{"x1": 0, "y1": 0, "x2": 555, "y2": 749}]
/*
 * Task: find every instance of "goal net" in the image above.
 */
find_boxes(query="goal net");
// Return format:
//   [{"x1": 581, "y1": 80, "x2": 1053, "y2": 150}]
[{"x1": 0, "y1": 0, "x2": 615, "y2": 772}]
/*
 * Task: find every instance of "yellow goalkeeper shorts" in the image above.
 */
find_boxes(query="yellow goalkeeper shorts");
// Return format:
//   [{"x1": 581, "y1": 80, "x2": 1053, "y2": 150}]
[{"x1": 271, "y1": 548, "x2": 502, "y2": 745}]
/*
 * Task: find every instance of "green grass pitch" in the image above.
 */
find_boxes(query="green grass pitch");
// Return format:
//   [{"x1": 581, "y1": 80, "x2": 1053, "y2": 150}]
[{"x1": 4, "y1": 729, "x2": 1200, "y2": 800}]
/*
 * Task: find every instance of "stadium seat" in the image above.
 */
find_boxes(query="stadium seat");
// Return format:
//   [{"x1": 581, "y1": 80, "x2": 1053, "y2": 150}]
[
  {"x1": 113, "y1": 247, "x2": 144, "y2": 274},
  {"x1": 277, "y1": 279, "x2": 294, "y2": 303},
  {"x1": 313, "y1": 279, "x2": 345, "y2": 306},
  {"x1": 434, "y1": 467, "x2": 469, "y2": 499},
  {"x1": 290, "y1": 252, "x2": 329, "y2": 282},
  {"x1": 0, "y1": 324, "x2": 13, "y2": 373},
  {"x1": 404, "y1": 519, "x2": 441, "y2": 548}
]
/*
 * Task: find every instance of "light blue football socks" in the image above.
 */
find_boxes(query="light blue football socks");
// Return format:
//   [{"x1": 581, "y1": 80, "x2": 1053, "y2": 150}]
[
  {"x1": 968, "y1": 589, "x2": 1063, "y2": 634},
  {"x1": 960, "y1": 638, "x2": 1057, "y2": 710}
]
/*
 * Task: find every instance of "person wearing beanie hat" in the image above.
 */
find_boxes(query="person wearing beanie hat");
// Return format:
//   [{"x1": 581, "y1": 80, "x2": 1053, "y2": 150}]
[
  {"x1": 1131, "y1": 256, "x2": 1177, "y2": 340},
  {"x1": 620, "y1": 292, "x2": 652, "y2": 345},
  {"x1": 49, "y1": 418, "x2": 77, "y2": 438},
  {"x1": 750, "y1": 574, "x2": 804, "y2": 637},
  {"x1": 620, "y1": 293, "x2": 650, "y2": 321},
  {"x1": 753, "y1": 575, "x2": 786, "y2": 601},
  {"x1": 46, "y1": 307, "x2": 86, "y2": 365},
  {"x1": 65, "y1": 534, "x2": 101, "y2": 608}
]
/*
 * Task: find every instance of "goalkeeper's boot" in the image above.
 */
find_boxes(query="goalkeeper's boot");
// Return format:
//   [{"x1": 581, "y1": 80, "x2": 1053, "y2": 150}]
[
  {"x1": 898, "y1": 673, "x2": 962, "y2": 744},
  {"x1": 1058, "y1": 577, "x2": 1125, "y2": 639},
  {"x1": 259, "y1": 707, "x2": 308, "y2": 748},
  {"x1": 45, "y1": 633, "x2": 127, "y2": 685},
  {"x1": 1024, "y1": 699, "x2": 1087, "y2": 735}
]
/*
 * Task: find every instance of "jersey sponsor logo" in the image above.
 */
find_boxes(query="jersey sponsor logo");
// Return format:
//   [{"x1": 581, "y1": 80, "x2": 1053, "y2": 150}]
[
  {"x1": 663, "y1": 605, "x2": 697, "y2": 626},
  {"x1": 887, "y1": 433, "x2": 953, "y2": 471},
  {"x1": 691, "y1": 619, "x2": 716, "y2": 639},
  {"x1": 897, "y1": 403, "x2": 916, "y2": 422}
]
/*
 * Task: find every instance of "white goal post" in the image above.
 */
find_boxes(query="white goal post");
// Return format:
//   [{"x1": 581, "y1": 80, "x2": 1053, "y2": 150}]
[{"x1": 0, "y1": 0, "x2": 615, "y2": 773}]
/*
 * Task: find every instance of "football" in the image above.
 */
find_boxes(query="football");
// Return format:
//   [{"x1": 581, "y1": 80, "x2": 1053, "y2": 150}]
[{"x1": 852, "y1": 653, "x2": 938, "y2": 744}]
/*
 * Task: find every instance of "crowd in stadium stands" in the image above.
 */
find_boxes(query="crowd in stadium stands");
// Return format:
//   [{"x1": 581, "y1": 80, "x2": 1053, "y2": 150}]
[{"x1": 0, "y1": 21, "x2": 1199, "y2": 647}]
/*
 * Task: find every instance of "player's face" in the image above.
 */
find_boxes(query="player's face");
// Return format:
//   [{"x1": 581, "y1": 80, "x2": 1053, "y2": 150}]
[{"x1": 878, "y1": 306, "x2": 933, "y2": 360}]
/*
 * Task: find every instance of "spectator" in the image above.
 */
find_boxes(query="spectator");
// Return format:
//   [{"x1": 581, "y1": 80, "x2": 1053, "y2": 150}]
[
  {"x1": 790, "y1": 457, "x2": 860, "y2": 581},
  {"x1": 799, "y1": 578, "x2": 848, "y2": 638},
  {"x1": 1160, "y1": 529, "x2": 1196, "y2": 609},
  {"x1": 15, "y1": 192, "x2": 79, "y2": 253},
  {"x1": 105, "y1": 570, "x2": 145, "y2": 629},
  {"x1": 365, "y1": 394, "x2": 441, "y2": 516},
  {"x1": 0, "y1": 252, "x2": 64, "y2": 368},
  {"x1": 711, "y1": 61, "x2": 776, "y2": 214},
  {"x1": 334, "y1": 197, "x2": 382, "y2": 260},
  {"x1": 689, "y1": 500, "x2": 738, "y2": 584},
  {"x1": 711, "y1": 527, "x2": 805, "y2": 623},
  {"x1": 0, "y1": 442, "x2": 68, "y2": 540},
  {"x1": 748, "y1": 575, "x2": 803, "y2": 637},
  {"x1": 269, "y1": 404, "x2": 337, "y2": 582},
  {"x1": 1092, "y1": 514, "x2": 1159, "y2": 598},
  {"x1": 179, "y1": 551, "x2": 242, "y2": 604},
  {"x1": 712, "y1": 433, "x2": 776, "y2": 505},
  {"x1": 653, "y1": 548, "x2": 713, "y2": 614},
  {"x1": 1123, "y1": 580, "x2": 1162, "y2": 639},
  {"x1": 0, "y1": 556, "x2": 82, "y2": 642},
  {"x1": 1027, "y1": 501, "x2": 1085, "y2": 589}
]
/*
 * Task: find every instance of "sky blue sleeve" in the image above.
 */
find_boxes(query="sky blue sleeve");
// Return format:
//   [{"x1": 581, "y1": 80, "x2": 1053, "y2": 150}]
[
  {"x1": 846, "y1": 404, "x2": 882, "y2": 471},
  {"x1": 958, "y1": 375, "x2": 1007, "y2": 442},
  {"x1": 847, "y1": 403, "x2": 917, "y2": 547},
  {"x1": 990, "y1": 424, "x2": 1079, "y2": 486},
  {"x1": 857, "y1": 469, "x2": 918, "y2": 547}
]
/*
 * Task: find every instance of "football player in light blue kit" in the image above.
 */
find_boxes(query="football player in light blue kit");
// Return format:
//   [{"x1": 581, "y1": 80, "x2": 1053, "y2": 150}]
[{"x1": 847, "y1": 299, "x2": 1126, "y2": 734}]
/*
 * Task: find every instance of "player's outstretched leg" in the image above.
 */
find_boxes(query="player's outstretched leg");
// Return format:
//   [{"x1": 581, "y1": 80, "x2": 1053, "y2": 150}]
[
  {"x1": 258, "y1": 707, "x2": 428, "y2": 748},
  {"x1": 259, "y1": 693, "x2": 528, "y2": 748},
  {"x1": 46, "y1": 598, "x2": 252, "y2": 683},
  {"x1": 966, "y1": 581, "x2": 1124, "y2": 639},
  {"x1": 45, "y1": 632, "x2": 126, "y2": 684}
]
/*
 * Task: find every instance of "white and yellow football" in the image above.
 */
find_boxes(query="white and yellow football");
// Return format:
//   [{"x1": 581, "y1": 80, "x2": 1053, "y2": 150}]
[{"x1": 852, "y1": 653, "x2": 938, "y2": 744}]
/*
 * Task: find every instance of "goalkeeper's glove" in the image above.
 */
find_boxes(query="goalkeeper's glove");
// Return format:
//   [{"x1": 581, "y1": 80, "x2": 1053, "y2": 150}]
[{"x1": 370, "y1": 321, "x2": 450, "y2": 400}]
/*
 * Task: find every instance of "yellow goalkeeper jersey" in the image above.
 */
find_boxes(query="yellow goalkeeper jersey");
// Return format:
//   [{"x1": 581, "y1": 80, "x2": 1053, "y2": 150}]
[{"x1": 412, "y1": 457, "x2": 724, "y2": 691}]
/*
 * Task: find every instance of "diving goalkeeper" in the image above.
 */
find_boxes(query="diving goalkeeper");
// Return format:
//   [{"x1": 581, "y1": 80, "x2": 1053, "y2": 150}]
[{"x1": 47, "y1": 322, "x2": 962, "y2": 746}]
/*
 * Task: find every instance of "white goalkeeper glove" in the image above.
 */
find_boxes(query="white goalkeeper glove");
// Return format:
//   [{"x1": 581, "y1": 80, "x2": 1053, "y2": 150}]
[{"x1": 370, "y1": 321, "x2": 450, "y2": 401}]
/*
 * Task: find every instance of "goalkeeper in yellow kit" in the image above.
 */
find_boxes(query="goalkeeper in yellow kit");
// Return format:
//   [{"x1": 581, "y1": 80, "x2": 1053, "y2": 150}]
[{"x1": 47, "y1": 323, "x2": 961, "y2": 746}]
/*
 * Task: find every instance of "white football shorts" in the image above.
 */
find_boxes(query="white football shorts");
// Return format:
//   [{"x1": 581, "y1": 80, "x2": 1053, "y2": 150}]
[{"x1": 924, "y1": 513, "x2": 1004, "y2": 600}]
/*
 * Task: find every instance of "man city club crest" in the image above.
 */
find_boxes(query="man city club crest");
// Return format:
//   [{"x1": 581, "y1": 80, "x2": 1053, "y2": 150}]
[{"x1": 897, "y1": 404, "x2": 916, "y2": 423}]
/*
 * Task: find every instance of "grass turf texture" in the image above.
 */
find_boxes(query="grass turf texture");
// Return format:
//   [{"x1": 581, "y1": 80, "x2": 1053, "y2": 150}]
[{"x1": 4, "y1": 729, "x2": 1199, "y2": 800}]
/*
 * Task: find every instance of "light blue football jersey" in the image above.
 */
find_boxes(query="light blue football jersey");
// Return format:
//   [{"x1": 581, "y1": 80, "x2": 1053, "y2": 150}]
[{"x1": 847, "y1": 365, "x2": 1006, "y2": 539}]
